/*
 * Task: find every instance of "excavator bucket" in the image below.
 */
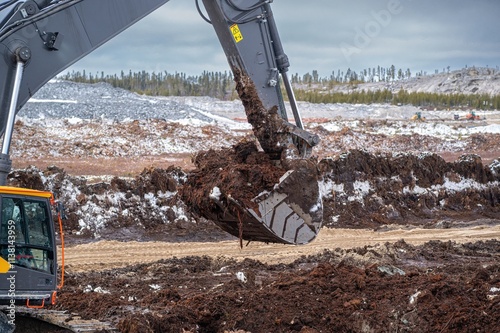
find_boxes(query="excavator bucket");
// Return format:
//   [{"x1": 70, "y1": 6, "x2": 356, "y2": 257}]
[{"x1": 207, "y1": 160, "x2": 323, "y2": 245}]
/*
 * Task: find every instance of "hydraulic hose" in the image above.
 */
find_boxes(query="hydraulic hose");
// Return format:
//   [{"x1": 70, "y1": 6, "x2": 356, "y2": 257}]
[
  {"x1": 226, "y1": 0, "x2": 269, "y2": 12},
  {"x1": 195, "y1": 0, "x2": 211, "y2": 24}
]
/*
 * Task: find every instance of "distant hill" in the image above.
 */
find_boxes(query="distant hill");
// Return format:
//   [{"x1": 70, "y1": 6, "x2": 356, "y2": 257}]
[{"x1": 328, "y1": 67, "x2": 500, "y2": 96}]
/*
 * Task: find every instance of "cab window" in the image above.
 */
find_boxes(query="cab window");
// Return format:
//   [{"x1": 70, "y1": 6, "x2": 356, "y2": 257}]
[{"x1": 0, "y1": 196, "x2": 54, "y2": 273}]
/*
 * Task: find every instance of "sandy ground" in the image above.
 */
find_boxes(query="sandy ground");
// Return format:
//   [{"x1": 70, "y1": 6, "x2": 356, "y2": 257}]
[{"x1": 62, "y1": 225, "x2": 500, "y2": 273}]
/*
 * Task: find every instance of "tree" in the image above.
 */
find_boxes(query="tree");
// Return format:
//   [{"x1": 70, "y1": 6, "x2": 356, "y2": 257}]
[
  {"x1": 389, "y1": 65, "x2": 396, "y2": 81},
  {"x1": 397, "y1": 68, "x2": 403, "y2": 80},
  {"x1": 405, "y1": 68, "x2": 411, "y2": 79}
]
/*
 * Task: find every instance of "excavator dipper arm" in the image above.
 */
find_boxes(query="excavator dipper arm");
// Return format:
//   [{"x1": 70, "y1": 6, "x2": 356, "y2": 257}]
[
  {"x1": 202, "y1": 0, "x2": 320, "y2": 155},
  {"x1": 0, "y1": 0, "x2": 323, "y2": 245}
]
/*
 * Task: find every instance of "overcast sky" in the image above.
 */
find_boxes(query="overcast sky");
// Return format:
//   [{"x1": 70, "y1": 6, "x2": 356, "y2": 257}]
[{"x1": 66, "y1": 0, "x2": 500, "y2": 78}]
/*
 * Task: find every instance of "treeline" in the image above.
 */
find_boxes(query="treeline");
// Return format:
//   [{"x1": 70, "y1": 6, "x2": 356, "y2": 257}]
[
  {"x1": 60, "y1": 69, "x2": 500, "y2": 110},
  {"x1": 59, "y1": 70, "x2": 238, "y2": 100},
  {"x1": 60, "y1": 65, "x2": 422, "y2": 98},
  {"x1": 295, "y1": 89, "x2": 500, "y2": 110},
  {"x1": 291, "y1": 65, "x2": 414, "y2": 85},
  {"x1": 292, "y1": 65, "x2": 499, "y2": 85}
]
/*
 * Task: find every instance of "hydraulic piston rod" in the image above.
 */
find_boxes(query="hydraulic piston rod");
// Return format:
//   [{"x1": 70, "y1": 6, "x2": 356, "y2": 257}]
[
  {"x1": 263, "y1": 3, "x2": 304, "y2": 129},
  {"x1": 281, "y1": 71, "x2": 304, "y2": 129},
  {"x1": 2, "y1": 62, "x2": 25, "y2": 155},
  {"x1": 0, "y1": 47, "x2": 30, "y2": 185}
]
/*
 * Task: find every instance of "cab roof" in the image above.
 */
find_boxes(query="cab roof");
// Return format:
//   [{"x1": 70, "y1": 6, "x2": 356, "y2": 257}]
[{"x1": 0, "y1": 186, "x2": 52, "y2": 199}]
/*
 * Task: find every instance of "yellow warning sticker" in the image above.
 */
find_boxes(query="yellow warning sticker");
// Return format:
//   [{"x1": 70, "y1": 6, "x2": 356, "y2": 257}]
[
  {"x1": 0, "y1": 257, "x2": 11, "y2": 273},
  {"x1": 230, "y1": 24, "x2": 243, "y2": 43}
]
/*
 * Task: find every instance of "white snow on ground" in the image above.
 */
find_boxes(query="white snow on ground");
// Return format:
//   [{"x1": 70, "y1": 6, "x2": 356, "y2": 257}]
[
  {"x1": 404, "y1": 178, "x2": 500, "y2": 196},
  {"x1": 338, "y1": 121, "x2": 500, "y2": 140},
  {"x1": 73, "y1": 187, "x2": 189, "y2": 237},
  {"x1": 373, "y1": 123, "x2": 500, "y2": 138},
  {"x1": 13, "y1": 116, "x2": 249, "y2": 159},
  {"x1": 17, "y1": 80, "x2": 500, "y2": 158},
  {"x1": 28, "y1": 98, "x2": 78, "y2": 104},
  {"x1": 320, "y1": 172, "x2": 500, "y2": 211}
]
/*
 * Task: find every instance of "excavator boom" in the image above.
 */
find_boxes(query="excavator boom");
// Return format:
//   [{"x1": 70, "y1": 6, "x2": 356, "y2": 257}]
[{"x1": 0, "y1": 0, "x2": 170, "y2": 133}]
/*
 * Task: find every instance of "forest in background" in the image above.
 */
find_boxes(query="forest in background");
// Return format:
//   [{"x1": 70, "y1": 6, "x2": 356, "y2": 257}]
[{"x1": 59, "y1": 66, "x2": 500, "y2": 110}]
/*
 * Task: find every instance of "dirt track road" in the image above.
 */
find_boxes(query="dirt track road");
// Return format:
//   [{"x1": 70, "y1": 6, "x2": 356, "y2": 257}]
[{"x1": 63, "y1": 224, "x2": 500, "y2": 272}]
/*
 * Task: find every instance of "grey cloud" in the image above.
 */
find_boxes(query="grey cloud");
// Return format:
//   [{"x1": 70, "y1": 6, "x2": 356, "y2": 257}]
[{"x1": 66, "y1": 0, "x2": 500, "y2": 78}]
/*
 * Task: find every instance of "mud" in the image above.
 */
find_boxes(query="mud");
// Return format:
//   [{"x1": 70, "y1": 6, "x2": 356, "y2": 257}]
[
  {"x1": 233, "y1": 71, "x2": 292, "y2": 159},
  {"x1": 318, "y1": 150, "x2": 500, "y2": 229},
  {"x1": 49, "y1": 240, "x2": 500, "y2": 333},
  {"x1": 179, "y1": 141, "x2": 284, "y2": 214},
  {"x1": 179, "y1": 141, "x2": 294, "y2": 244}
]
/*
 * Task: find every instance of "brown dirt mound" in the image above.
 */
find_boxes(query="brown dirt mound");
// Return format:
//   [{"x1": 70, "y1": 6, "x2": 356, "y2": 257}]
[
  {"x1": 179, "y1": 140, "x2": 296, "y2": 244},
  {"x1": 319, "y1": 149, "x2": 500, "y2": 229},
  {"x1": 7, "y1": 165, "x2": 229, "y2": 243}
]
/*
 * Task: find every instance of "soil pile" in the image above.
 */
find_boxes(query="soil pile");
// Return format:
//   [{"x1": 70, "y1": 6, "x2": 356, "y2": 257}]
[
  {"x1": 180, "y1": 141, "x2": 284, "y2": 214},
  {"x1": 7, "y1": 165, "x2": 228, "y2": 243},
  {"x1": 319, "y1": 150, "x2": 500, "y2": 229},
  {"x1": 179, "y1": 141, "x2": 290, "y2": 243}
]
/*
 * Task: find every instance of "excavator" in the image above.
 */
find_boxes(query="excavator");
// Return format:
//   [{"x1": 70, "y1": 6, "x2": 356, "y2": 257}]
[{"x1": 0, "y1": 0, "x2": 323, "y2": 329}]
